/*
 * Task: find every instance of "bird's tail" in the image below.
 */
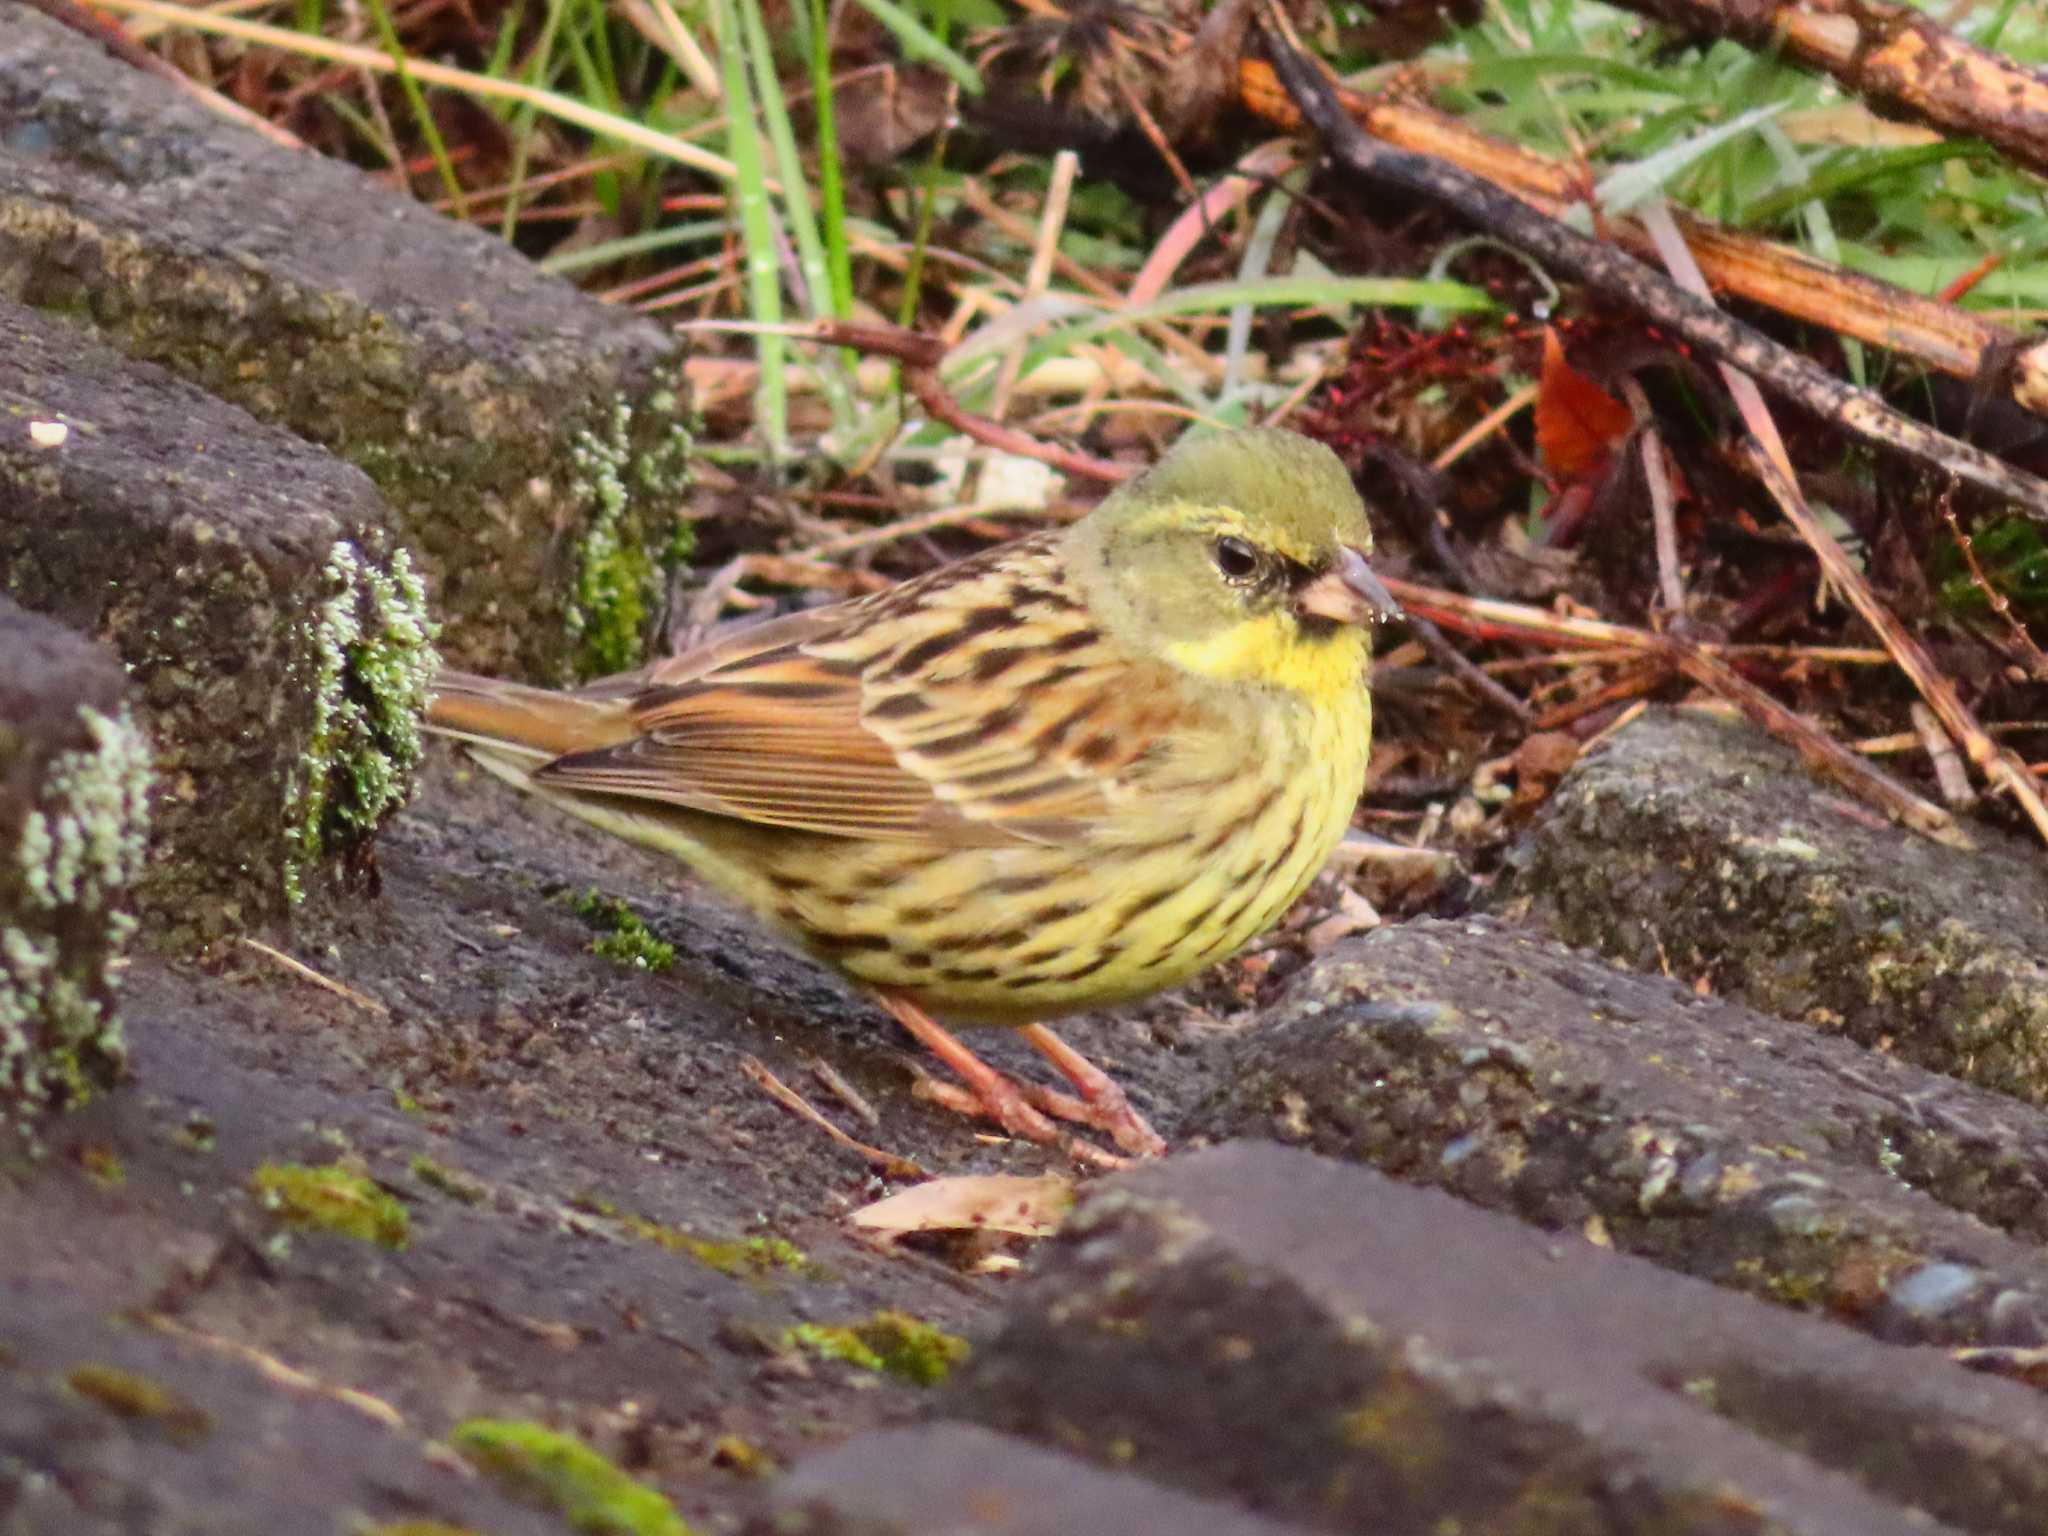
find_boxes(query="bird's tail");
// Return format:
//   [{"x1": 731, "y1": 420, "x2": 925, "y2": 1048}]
[{"x1": 424, "y1": 670, "x2": 633, "y2": 774}]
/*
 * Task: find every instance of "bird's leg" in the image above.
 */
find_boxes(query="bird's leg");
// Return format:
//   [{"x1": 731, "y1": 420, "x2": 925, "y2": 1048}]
[
  {"x1": 877, "y1": 993, "x2": 1062, "y2": 1146},
  {"x1": 1019, "y1": 1024, "x2": 1168, "y2": 1159}
]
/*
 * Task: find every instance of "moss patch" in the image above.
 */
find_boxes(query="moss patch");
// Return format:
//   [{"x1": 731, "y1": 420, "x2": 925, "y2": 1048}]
[
  {"x1": 785, "y1": 1310, "x2": 969, "y2": 1386},
  {"x1": 571, "y1": 891, "x2": 675, "y2": 972},
  {"x1": 410, "y1": 1153, "x2": 485, "y2": 1204},
  {"x1": 573, "y1": 1195, "x2": 808, "y2": 1278},
  {"x1": 67, "y1": 1363, "x2": 212, "y2": 1445},
  {"x1": 565, "y1": 400, "x2": 695, "y2": 678},
  {"x1": 451, "y1": 1418, "x2": 691, "y2": 1536},
  {"x1": 250, "y1": 1160, "x2": 410, "y2": 1248},
  {"x1": 283, "y1": 542, "x2": 439, "y2": 905}
]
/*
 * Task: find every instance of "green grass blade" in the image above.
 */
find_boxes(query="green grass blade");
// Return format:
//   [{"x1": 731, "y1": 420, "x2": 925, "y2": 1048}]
[
  {"x1": 848, "y1": 0, "x2": 981, "y2": 94},
  {"x1": 713, "y1": 0, "x2": 787, "y2": 456},
  {"x1": 363, "y1": 0, "x2": 467, "y2": 218},
  {"x1": 738, "y1": 0, "x2": 854, "y2": 431},
  {"x1": 808, "y1": 0, "x2": 853, "y2": 321}
]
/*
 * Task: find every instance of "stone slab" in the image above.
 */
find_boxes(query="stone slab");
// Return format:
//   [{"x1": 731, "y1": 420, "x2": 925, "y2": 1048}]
[
  {"x1": 1492, "y1": 708, "x2": 2048, "y2": 1105},
  {"x1": 1196, "y1": 916, "x2": 2048, "y2": 1347},
  {"x1": 0, "y1": 5, "x2": 693, "y2": 681},
  {"x1": 948, "y1": 1142, "x2": 2048, "y2": 1536},
  {"x1": 0, "y1": 596, "x2": 148, "y2": 1128},
  {"x1": 764, "y1": 1423, "x2": 1306, "y2": 1535},
  {"x1": 1, "y1": 299, "x2": 435, "y2": 937}
]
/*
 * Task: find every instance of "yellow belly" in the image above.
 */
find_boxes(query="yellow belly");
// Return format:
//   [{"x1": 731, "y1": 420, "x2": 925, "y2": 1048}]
[{"x1": 761, "y1": 688, "x2": 1371, "y2": 1023}]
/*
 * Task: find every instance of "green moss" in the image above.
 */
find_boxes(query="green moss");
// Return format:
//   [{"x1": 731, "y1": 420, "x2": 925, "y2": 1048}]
[
  {"x1": 410, "y1": 1153, "x2": 485, "y2": 1204},
  {"x1": 573, "y1": 1194, "x2": 809, "y2": 1277},
  {"x1": 451, "y1": 1418, "x2": 692, "y2": 1536},
  {"x1": 564, "y1": 401, "x2": 695, "y2": 678},
  {"x1": 784, "y1": 1310, "x2": 969, "y2": 1386},
  {"x1": 1, "y1": 703, "x2": 152, "y2": 1126},
  {"x1": 571, "y1": 891, "x2": 675, "y2": 972},
  {"x1": 77, "y1": 1143, "x2": 124, "y2": 1186},
  {"x1": 708, "y1": 1434, "x2": 778, "y2": 1478},
  {"x1": 66, "y1": 1363, "x2": 212, "y2": 1445},
  {"x1": 250, "y1": 1159, "x2": 410, "y2": 1248},
  {"x1": 283, "y1": 541, "x2": 440, "y2": 904}
]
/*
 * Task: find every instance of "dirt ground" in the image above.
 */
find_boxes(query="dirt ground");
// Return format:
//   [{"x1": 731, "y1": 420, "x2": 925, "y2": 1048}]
[{"x1": 1, "y1": 747, "x2": 1215, "y2": 1535}]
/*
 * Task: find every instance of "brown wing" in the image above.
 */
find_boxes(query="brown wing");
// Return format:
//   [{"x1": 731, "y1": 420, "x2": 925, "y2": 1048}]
[{"x1": 532, "y1": 532, "x2": 1188, "y2": 844}]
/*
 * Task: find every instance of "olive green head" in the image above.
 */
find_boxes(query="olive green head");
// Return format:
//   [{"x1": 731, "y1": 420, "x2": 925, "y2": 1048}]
[{"x1": 1068, "y1": 428, "x2": 1395, "y2": 694}]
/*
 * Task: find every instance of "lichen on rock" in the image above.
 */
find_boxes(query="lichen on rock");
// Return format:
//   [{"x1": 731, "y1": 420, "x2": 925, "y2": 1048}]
[
  {"x1": 2, "y1": 701, "x2": 152, "y2": 1129},
  {"x1": 282, "y1": 541, "x2": 439, "y2": 904},
  {"x1": 564, "y1": 398, "x2": 694, "y2": 678}
]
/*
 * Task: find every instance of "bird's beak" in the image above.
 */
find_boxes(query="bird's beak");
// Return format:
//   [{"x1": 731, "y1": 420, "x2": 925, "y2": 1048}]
[{"x1": 1295, "y1": 546, "x2": 1402, "y2": 627}]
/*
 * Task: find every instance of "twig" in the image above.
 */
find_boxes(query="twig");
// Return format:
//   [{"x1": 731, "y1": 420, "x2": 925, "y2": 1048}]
[
  {"x1": 1614, "y1": 375, "x2": 1685, "y2": 617},
  {"x1": 1387, "y1": 575, "x2": 1964, "y2": 842},
  {"x1": 1233, "y1": 58, "x2": 2048, "y2": 419},
  {"x1": 812, "y1": 321, "x2": 1133, "y2": 484},
  {"x1": 236, "y1": 937, "x2": 389, "y2": 1017},
  {"x1": 989, "y1": 151, "x2": 1080, "y2": 425},
  {"x1": 1939, "y1": 486, "x2": 2048, "y2": 683},
  {"x1": 740, "y1": 1054, "x2": 926, "y2": 1179},
  {"x1": 1254, "y1": 5, "x2": 2048, "y2": 521},
  {"x1": 139, "y1": 1315, "x2": 405, "y2": 1429},
  {"x1": 808, "y1": 1056, "x2": 882, "y2": 1128},
  {"x1": 1613, "y1": 0, "x2": 2048, "y2": 181},
  {"x1": 1912, "y1": 703, "x2": 1977, "y2": 809},
  {"x1": 1628, "y1": 200, "x2": 2048, "y2": 847}
]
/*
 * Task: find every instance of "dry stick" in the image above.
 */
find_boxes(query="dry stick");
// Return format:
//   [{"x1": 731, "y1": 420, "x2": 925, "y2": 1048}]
[
  {"x1": 740, "y1": 1054, "x2": 926, "y2": 1179},
  {"x1": 1256, "y1": 10, "x2": 2048, "y2": 521},
  {"x1": 989, "y1": 150, "x2": 1080, "y2": 424},
  {"x1": 813, "y1": 321, "x2": 1134, "y2": 484},
  {"x1": 1234, "y1": 59, "x2": 2048, "y2": 418},
  {"x1": 1386, "y1": 576, "x2": 1963, "y2": 841},
  {"x1": 1615, "y1": 375, "x2": 1685, "y2": 616},
  {"x1": 237, "y1": 937, "x2": 389, "y2": 1017},
  {"x1": 1627, "y1": 201, "x2": 2048, "y2": 846},
  {"x1": 1939, "y1": 489, "x2": 2048, "y2": 683},
  {"x1": 1746, "y1": 443, "x2": 2048, "y2": 844},
  {"x1": 1619, "y1": 0, "x2": 2048, "y2": 182}
]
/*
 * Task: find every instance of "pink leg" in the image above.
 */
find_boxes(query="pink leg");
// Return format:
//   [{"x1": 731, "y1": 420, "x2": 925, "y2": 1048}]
[
  {"x1": 878, "y1": 993, "x2": 1061, "y2": 1146},
  {"x1": 1019, "y1": 1023, "x2": 1168, "y2": 1158}
]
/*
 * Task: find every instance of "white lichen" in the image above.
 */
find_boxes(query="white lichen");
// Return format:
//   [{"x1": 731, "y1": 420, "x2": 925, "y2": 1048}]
[
  {"x1": 282, "y1": 540, "x2": 441, "y2": 904},
  {"x1": 564, "y1": 397, "x2": 695, "y2": 676},
  {"x1": 2, "y1": 703, "x2": 153, "y2": 1115}
]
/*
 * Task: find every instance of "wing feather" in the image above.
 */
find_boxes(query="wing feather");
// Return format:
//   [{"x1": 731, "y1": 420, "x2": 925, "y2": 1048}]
[{"x1": 533, "y1": 532, "x2": 1194, "y2": 844}]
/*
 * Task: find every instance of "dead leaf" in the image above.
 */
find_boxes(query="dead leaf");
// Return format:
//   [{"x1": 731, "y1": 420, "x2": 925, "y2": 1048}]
[
  {"x1": 849, "y1": 1174, "x2": 1074, "y2": 1242},
  {"x1": 1535, "y1": 327, "x2": 1632, "y2": 479}
]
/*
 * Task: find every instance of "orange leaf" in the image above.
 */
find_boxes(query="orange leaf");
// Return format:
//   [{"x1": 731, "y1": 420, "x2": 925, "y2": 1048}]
[{"x1": 1536, "y1": 327, "x2": 1633, "y2": 479}]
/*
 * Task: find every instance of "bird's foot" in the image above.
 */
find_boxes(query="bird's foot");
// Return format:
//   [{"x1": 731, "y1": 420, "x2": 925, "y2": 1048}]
[
  {"x1": 1019, "y1": 1023, "x2": 1168, "y2": 1159},
  {"x1": 910, "y1": 1075, "x2": 1128, "y2": 1168}
]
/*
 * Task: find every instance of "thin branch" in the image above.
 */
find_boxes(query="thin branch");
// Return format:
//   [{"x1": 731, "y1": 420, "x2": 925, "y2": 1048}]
[{"x1": 1255, "y1": 6, "x2": 2048, "y2": 515}]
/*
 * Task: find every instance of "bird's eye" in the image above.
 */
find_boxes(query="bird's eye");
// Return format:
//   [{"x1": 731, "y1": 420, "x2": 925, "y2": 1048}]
[{"x1": 1213, "y1": 536, "x2": 1261, "y2": 582}]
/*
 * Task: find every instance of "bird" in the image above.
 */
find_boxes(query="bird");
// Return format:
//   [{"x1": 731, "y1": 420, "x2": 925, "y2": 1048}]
[{"x1": 424, "y1": 427, "x2": 1395, "y2": 1160}]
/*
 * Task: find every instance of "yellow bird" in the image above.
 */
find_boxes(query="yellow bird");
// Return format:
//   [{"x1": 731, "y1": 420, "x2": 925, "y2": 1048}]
[{"x1": 426, "y1": 428, "x2": 1393, "y2": 1158}]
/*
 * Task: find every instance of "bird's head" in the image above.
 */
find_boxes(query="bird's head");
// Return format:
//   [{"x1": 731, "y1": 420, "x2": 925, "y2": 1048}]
[{"x1": 1069, "y1": 427, "x2": 1397, "y2": 697}]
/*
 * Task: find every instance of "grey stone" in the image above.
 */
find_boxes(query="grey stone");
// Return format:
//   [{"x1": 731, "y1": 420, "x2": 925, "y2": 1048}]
[
  {"x1": 0, "y1": 597, "x2": 148, "y2": 1129},
  {"x1": 948, "y1": 1142, "x2": 2048, "y2": 1536},
  {"x1": 0, "y1": 5, "x2": 693, "y2": 683},
  {"x1": 1197, "y1": 916, "x2": 2048, "y2": 1346},
  {"x1": 0, "y1": 300, "x2": 435, "y2": 937},
  {"x1": 764, "y1": 1423, "x2": 1307, "y2": 1534},
  {"x1": 1491, "y1": 707, "x2": 2048, "y2": 1104}
]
